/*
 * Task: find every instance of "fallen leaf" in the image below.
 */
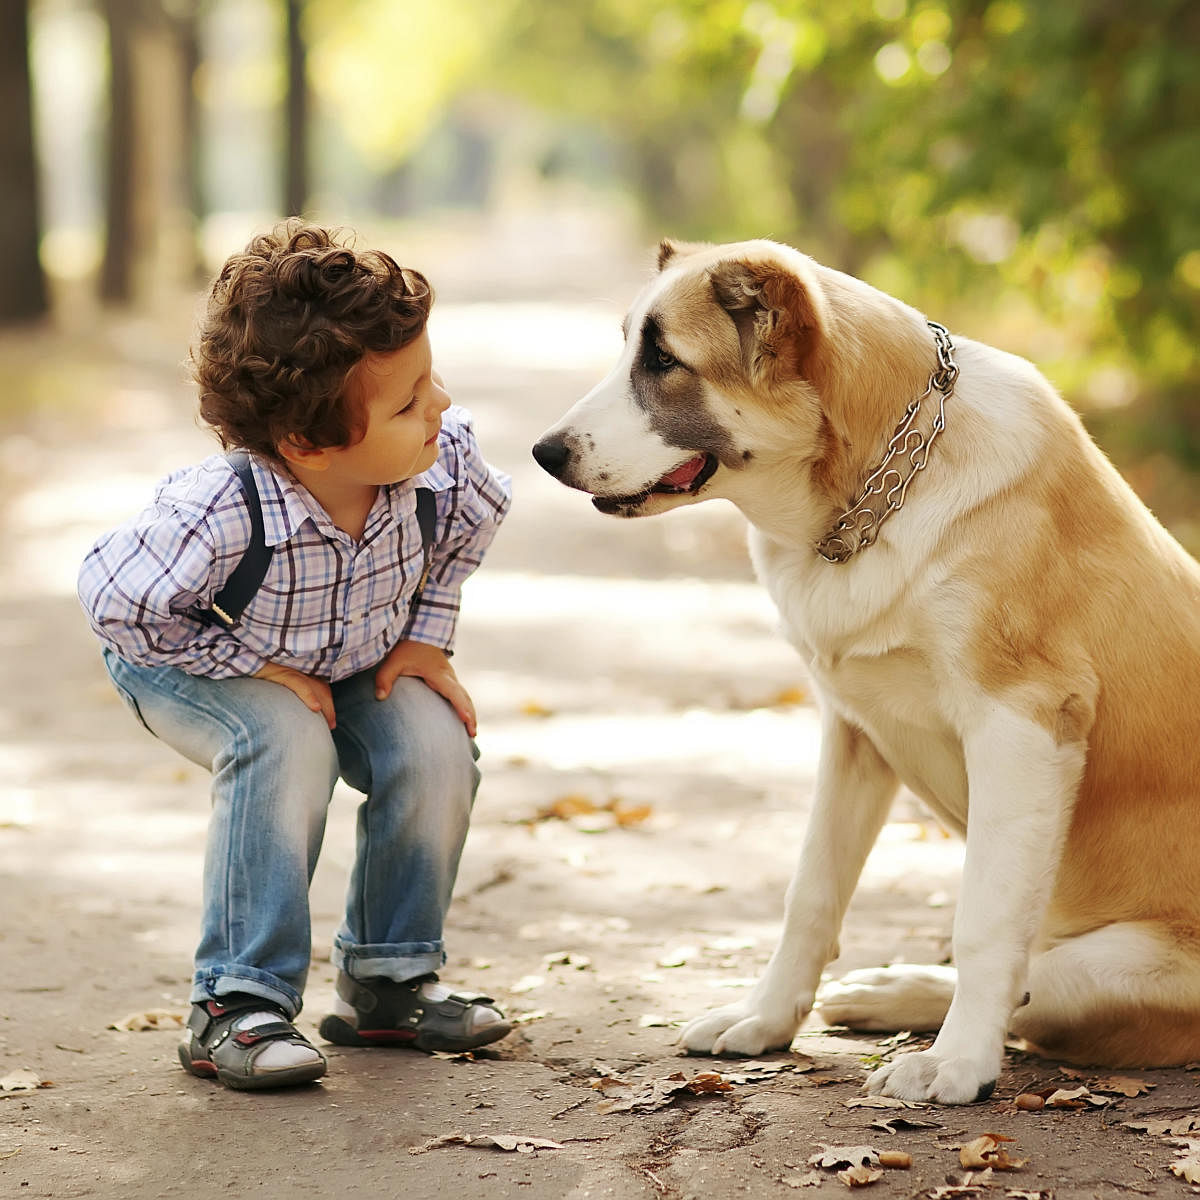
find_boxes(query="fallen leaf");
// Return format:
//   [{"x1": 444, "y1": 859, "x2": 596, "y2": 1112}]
[
  {"x1": 870, "y1": 1116, "x2": 942, "y2": 1134},
  {"x1": 959, "y1": 1134, "x2": 1027, "y2": 1171},
  {"x1": 0, "y1": 1069, "x2": 44, "y2": 1093},
  {"x1": 771, "y1": 686, "x2": 808, "y2": 706},
  {"x1": 408, "y1": 1131, "x2": 565, "y2": 1155},
  {"x1": 838, "y1": 1165, "x2": 884, "y2": 1187},
  {"x1": 596, "y1": 1070, "x2": 733, "y2": 1114},
  {"x1": 638, "y1": 1014, "x2": 675, "y2": 1029},
  {"x1": 657, "y1": 947, "x2": 697, "y2": 968},
  {"x1": 809, "y1": 1145, "x2": 880, "y2": 1170},
  {"x1": 542, "y1": 950, "x2": 592, "y2": 970},
  {"x1": 1168, "y1": 1139, "x2": 1200, "y2": 1184},
  {"x1": 1090, "y1": 1075, "x2": 1155, "y2": 1098},
  {"x1": 108, "y1": 1009, "x2": 187, "y2": 1032},
  {"x1": 509, "y1": 975, "x2": 544, "y2": 994},
  {"x1": 537, "y1": 793, "x2": 595, "y2": 820},
  {"x1": 1039, "y1": 1085, "x2": 1110, "y2": 1109},
  {"x1": 919, "y1": 1188, "x2": 986, "y2": 1199},
  {"x1": 611, "y1": 802, "x2": 654, "y2": 827},
  {"x1": 520, "y1": 700, "x2": 555, "y2": 718},
  {"x1": 1123, "y1": 1113, "x2": 1200, "y2": 1137},
  {"x1": 781, "y1": 1170, "x2": 824, "y2": 1188},
  {"x1": 845, "y1": 1095, "x2": 926, "y2": 1110},
  {"x1": 511, "y1": 1010, "x2": 548, "y2": 1026}
]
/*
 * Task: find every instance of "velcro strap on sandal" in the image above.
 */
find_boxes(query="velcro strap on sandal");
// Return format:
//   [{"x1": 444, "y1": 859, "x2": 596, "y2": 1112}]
[
  {"x1": 232, "y1": 1020, "x2": 299, "y2": 1046},
  {"x1": 187, "y1": 997, "x2": 287, "y2": 1041}
]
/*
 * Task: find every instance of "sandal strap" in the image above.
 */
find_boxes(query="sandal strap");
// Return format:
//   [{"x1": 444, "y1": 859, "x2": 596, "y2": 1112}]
[
  {"x1": 187, "y1": 998, "x2": 297, "y2": 1051},
  {"x1": 335, "y1": 973, "x2": 498, "y2": 1027}
]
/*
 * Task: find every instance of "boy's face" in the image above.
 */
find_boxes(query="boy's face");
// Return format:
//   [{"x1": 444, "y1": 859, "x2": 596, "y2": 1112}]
[{"x1": 330, "y1": 331, "x2": 450, "y2": 486}]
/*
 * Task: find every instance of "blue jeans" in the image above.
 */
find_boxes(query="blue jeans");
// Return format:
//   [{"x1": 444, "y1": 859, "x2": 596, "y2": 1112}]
[{"x1": 103, "y1": 649, "x2": 480, "y2": 1019}]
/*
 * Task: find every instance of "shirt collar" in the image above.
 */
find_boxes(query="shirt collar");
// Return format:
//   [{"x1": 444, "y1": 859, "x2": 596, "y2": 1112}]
[{"x1": 248, "y1": 454, "x2": 453, "y2": 546}]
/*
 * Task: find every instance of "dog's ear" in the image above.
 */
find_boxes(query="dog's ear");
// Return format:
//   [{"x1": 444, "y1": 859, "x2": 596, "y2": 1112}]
[
  {"x1": 657, "y1": 237, "x2": 712, "y2": 272},
  {"x1": 709, "y1": 258, "x2": 823, "y2": 382}
]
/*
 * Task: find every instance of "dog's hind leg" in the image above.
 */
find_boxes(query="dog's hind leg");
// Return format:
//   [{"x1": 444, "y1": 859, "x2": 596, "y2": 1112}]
[
  {"x1": 1012, "y1": 922, "x2": 1200, "y2": 1068},
  {"x1": 677, "y1": 713, "x2": 899, "y2": 1057},
  {"x1": 815, "y1": 964, "x2": 956, "y2": 1032}
]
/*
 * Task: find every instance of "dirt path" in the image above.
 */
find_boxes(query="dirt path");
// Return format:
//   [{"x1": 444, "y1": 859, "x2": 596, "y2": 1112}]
[{"x1": 2, "y1": 214, "x2": 1197, "y2": 1199}]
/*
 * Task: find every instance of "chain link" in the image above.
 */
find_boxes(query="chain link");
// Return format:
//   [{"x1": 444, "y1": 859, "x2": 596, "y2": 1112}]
[{"x1": 816, "y1": 321, "x2": 957, "y2": 564}]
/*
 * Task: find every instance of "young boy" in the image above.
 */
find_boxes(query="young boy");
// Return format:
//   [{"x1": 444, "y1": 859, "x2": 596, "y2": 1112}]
[{"x1": 78, "y1": 220, "x2": 513, "y2": 1090}]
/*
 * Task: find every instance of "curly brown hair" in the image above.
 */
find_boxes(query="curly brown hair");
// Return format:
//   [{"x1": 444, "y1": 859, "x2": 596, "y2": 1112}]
[{"x1": 191, "y1": 219, "x2": 434, "y2": 459}]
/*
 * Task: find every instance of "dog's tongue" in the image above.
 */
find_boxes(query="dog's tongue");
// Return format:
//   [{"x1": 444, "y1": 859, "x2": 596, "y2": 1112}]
[{"x1": 659, "y1": 455, "x2": 706, "y2": 488}]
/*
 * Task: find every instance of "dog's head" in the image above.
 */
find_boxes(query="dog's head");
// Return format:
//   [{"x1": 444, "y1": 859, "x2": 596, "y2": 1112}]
[{"x1": 532, "y1": 238, "x2": 844, "y2": 519}]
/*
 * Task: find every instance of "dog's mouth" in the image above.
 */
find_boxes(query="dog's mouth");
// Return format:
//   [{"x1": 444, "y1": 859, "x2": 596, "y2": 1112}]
[{"x1": 591, "y1": 452, "x2": 718, "y2": 515}]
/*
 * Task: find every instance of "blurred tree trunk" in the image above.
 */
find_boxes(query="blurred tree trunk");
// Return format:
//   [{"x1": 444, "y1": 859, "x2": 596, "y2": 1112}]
[
  {"x1": 100, "y1": 0, "x2": 137, "y2": 303},
  {"x1": 100, "y1": 0, "x2": 195, "y2": 305},
  {"x1": 0, "y1": 0, "x2": 48, "y2": 324},
  {"x1": 177, "y1": 3, "x2": 206, "y2": 282},
  {"x1": 284, "y1": 0, "x2": 309, "y2": 216}
]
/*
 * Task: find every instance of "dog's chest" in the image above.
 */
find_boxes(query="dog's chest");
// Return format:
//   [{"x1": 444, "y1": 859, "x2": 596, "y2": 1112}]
[{"x1": 757, "y1": 541, "x2": 970, "y2": 828}]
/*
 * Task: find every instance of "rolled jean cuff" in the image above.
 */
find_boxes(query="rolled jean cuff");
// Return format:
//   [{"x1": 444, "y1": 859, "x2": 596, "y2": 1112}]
[
  {"x1": 191, "y1": 966, "x2": 303, "y2": 1019},
  {"x1": 332, "y1": 936, "x2": 445, "y2": 983}
]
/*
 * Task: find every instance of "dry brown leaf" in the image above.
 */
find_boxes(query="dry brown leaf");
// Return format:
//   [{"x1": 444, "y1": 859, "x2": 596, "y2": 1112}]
[
  {"x1": 519, "y1": 700, "x2": 554, "y2": 718},
  {"x1": 1168, "y1": 1139, "x2": 1200, "y2": 1184},
  {"x1": 959, "y1": 1134, "x2": 1027, "y2": 1171},
  {"x1": 108, "y1": 1009, "x2": 187, "y2": 1032},
  {"x1": 537, "y1": 793, "x2": 596, "y2": 820},
  {"x1": 611, "y1": 802, "x2": 654, "y2": 827},
  {"x1": 870, "y1": 1116, "x2": 942, "y2": 1135},
  {"x1": 1123, "y1": 1113, "x2": 1200, "y2": 1137},
  {"x1": 838, "y1": 1165, "x2": 884, "y2": 1187},
  {"x1": 781, "y1": 1170, "x2": 824, "y2": 1188},
  {"x1": 0, "y1": 1069, "x2": 45, "y2": 1093},
  {"x1": 408, "y1": 1131, "x2": 564, "y2": 1155},
  {"x1": 809, "y1": 1145, "x2": 880, "y2": 1170},
  {"x1": 596, "y1": 1070, "x2": 733, "y2": 1114},
  {"x1": 1090, "y1": 1075, "x2": 1155, "y2": 1097},
  {"x1": 845, "y1": 1095, "x2": 925, "y2": 1110},
  {"x1": 1039, "y1": 1085, "x2": 1109, "y2": 1109}
]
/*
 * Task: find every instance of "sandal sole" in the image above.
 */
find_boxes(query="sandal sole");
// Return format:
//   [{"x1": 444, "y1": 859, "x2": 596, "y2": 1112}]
[
  {"x1": 317, "y1": 1013, "x2": 513, "y2": 1053},
  {"x1": 177, "y1": 1042, "x2": 326, "y2": 1090}
]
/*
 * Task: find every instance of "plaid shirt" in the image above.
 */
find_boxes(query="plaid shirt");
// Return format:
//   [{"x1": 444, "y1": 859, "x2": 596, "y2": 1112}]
[{"x1": 78, "y1": 406, "x2": 511, "y2": 681}]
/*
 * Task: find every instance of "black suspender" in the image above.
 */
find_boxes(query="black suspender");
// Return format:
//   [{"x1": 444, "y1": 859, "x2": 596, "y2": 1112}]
[
  {"x1": 191, "y1": 452, "x2": 272, "y2": 629},
  {"x1": 191, "y1": 452, "x2": 437, "y2": 630}
]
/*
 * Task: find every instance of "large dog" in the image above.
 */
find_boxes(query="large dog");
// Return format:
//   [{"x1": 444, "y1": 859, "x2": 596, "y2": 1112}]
[{"x1": 532, "y1": 238, "x2": 1200, "y2": 1104}]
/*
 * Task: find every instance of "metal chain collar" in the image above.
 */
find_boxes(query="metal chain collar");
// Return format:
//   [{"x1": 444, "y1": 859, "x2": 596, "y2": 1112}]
[{"x1": 815, "y1": 321, "x2": 958, "y2": 564}]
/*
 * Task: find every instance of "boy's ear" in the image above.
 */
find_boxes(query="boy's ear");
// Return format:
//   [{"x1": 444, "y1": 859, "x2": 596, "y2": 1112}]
[{"x1": 277, "y1": 435, "x2": 331, "y2": 471}]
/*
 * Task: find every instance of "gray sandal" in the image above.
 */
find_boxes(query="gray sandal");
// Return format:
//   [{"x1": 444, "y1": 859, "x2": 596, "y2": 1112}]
[
  {"x1": 179, "y1": 997, "x2": 327, "y2": 1090},
  {"x1": 318, "y1": 972, "x2": 512, "y2": 1052}
]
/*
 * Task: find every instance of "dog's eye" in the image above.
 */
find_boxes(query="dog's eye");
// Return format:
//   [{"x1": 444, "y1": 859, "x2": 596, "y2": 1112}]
[{"x1": 654, "y1": 346, "x2": 678, "y2": 371}]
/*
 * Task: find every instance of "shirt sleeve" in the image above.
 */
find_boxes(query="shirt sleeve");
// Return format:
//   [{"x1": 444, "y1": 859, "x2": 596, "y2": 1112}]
[
  {"x1": 77, "y1": 481, "x2": 271, "y2": 679},
  {"x1": 404, "y1": 414, "x2": 512, "y2": 653}
]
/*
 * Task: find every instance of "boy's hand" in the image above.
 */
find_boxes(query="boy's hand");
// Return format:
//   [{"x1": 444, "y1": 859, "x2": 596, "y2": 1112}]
[
  {"x1": 253, "y1": 662, "x2": 336, "y2": 730},
  {"x1": 375, "y1": 640, "x2": 477, "y2": 737}
]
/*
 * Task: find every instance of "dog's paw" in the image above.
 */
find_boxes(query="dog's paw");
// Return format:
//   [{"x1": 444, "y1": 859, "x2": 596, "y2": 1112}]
[
  {"x1": 677, "y1": 1002, "x2": 800, "y2": 1057},
  {"x1": 816, "y1": 965, "x2": 955, "y2": 1032},
  {"x1": 865, "y1": 1048, "x2": 996, "y2": 1105}
]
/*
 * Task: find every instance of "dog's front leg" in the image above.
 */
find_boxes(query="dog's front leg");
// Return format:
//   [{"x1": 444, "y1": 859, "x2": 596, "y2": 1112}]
[
  {"x1": 678, "y1": 713, "x2": 899, "y2": 1056},
  {"x1": 867, "y1": 706, "x2": 1084, "y2": 1103}
]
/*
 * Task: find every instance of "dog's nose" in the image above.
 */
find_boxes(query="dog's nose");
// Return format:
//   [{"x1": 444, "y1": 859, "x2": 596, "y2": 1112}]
[{"x1": 532, "y1": 434, "x2": 571, "y2": 478}]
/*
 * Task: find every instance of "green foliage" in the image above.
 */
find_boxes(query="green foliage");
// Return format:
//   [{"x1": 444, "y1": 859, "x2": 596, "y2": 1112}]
[{"x1": 484, "y1": 0, "x2": 1199, "y2": 448}]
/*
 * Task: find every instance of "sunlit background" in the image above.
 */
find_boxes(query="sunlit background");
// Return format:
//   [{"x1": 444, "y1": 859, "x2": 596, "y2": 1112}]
[{"x1": 1, "y1": 8, "x2": 1196, "y2": 1178}]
